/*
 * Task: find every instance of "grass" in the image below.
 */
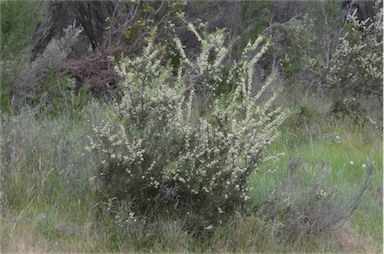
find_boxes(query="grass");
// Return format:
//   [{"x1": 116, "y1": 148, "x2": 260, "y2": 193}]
[
  {"x1": 249, "y1": 117, "x2": 382, "y2": 252},
  {"x1": 0, "y1": 104, "x2": 382, "y2": 253}
]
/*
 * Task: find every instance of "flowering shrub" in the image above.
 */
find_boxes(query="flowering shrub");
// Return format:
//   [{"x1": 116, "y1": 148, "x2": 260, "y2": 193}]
[
  {"x1": 88, "y1": 26, "x2": 286, "y2": 230},
  {"x1": 326, "y1": 2, "x2": 383, "y2": 122}
]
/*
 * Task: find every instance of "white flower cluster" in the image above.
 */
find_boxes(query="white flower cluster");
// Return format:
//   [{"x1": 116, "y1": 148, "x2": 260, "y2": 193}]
[
  {"x1": 327, "y1": 2, "x2": 383, "y2": 119},
  {"x1": 316, "y1": 189, "x2": 327, "y2": 199},
  {"x1": 173, "y1": 23, "x2": 230, "y2": 104},
  {"x1": 88, "y1": 25, "x2": 286, "y2": 220}
]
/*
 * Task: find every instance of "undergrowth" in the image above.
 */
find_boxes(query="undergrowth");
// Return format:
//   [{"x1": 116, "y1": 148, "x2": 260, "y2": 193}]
[{"x1": 0, "y1": 102, "x2": 381, "y2": 252}]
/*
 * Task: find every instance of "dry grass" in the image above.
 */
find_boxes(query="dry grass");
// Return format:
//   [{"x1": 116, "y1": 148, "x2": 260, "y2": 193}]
[
  {"x1": 335, "y1": 224, "x2": 369, "y2": 253},
  {"x1": 1, "y1": 211, "x2": 49, "y2": 253}
]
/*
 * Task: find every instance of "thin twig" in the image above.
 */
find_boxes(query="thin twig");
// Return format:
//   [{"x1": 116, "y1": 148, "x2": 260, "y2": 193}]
[{"x1": 9, "y1": 196, "x2": 36, "y2": 240}]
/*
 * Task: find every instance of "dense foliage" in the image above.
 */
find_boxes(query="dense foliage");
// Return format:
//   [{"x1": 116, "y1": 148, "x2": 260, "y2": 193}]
[{"x1": 88, "y1": 27, "x2": 285, "y2": 230}]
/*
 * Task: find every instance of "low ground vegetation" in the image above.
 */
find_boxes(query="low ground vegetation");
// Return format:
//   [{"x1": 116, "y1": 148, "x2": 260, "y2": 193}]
[{"x1": 1, "y1": 102, "x2": 381, "y2": 253}]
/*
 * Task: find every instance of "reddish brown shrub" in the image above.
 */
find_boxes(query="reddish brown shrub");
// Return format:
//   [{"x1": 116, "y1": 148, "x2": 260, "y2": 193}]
[{"x1": 57, "y1": 47, "x2": 122, "y2": 95}]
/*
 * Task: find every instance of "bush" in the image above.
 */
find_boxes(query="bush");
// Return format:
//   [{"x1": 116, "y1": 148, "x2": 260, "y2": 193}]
[
  {"x1": 88, "y1": 26, "x2": 286, "y2": 231},
  {"x1": 10, "y1": 21, "x2": 83, "y2": 110},
  {"x1": 35, "y1": 71, "x2": 91, "y2": 117},
  {"x1": 326, "y1": 2, "x2": 383, "y2": 123},
  {"x1": 256, "y1": 162, "x2": 374, "y2": 242},
  {"x1": 0, "y1": 0, "x2": 42, "y2": 113}
]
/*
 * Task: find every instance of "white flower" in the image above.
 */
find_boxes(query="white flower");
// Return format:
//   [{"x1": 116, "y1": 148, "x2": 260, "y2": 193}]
[
  {"x1": 350, "y1": 161, "x2": 354, "y2": 165},
  {"x1": 362, "y1": 164, "x2": 366, "y2": 168},
  {"x1": 204, "y1": 225, "x2": 213, "y2": 230}
]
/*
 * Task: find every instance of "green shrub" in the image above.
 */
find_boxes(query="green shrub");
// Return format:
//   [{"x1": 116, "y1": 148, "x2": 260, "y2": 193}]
[
  {"x1": 35, "y1": 71, "x2": 91, "y2": 117},
  {"x1": 10, "y1": 21, "x2": 83, "y2": 110},
  {"x1": 88, "y1": 26, "x2": 286, "y2": 231},
  {"x1": 0, "y1": 1, "x2": 43, "y2": 114},
  {"x1": 238, "y1": 1, "x2": 272, "y2": 58},
  {"x1": 0, "y1": 1, "x2": 42, "y2": 59}
]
